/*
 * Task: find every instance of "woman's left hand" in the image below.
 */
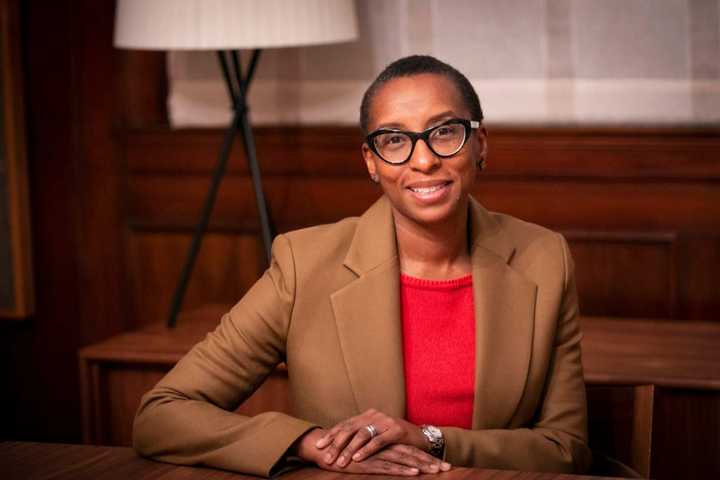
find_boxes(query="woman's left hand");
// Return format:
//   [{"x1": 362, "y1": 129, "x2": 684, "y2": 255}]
[{"x1": 315, "y1": 408, "x2": 438, "y2": 467}]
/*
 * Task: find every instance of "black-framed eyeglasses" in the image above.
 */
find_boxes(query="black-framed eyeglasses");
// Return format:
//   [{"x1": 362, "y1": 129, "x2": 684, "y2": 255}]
[{"x1": 366, "y1": 118, "x2": 481, "y2": 165}]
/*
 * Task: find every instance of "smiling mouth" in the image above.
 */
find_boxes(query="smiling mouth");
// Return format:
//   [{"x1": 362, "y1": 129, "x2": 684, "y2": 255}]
[{"x1": 407, "y1": 181, "x2": 451, "y2": 194}]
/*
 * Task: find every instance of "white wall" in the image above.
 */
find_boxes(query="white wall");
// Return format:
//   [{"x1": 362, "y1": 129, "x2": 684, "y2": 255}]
[{"x1": 168, "y1": 0, "x2": 720, "y2": 126}]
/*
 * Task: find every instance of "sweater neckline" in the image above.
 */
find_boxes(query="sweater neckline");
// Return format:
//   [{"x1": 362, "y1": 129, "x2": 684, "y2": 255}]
[{"x1": 400, "y1": 273, "x2": 473, "y2": 290}]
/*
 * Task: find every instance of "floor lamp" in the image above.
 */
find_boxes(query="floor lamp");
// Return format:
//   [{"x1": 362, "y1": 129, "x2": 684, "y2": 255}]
[{"x1": 114, "y1": 0, "x2": 357, "y2": 327}]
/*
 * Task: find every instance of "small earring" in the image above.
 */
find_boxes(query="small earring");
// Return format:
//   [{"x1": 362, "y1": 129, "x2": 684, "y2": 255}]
[
  {"x1": 370, "y1": 173, "x2": 379, "y2": 183},
  {"x1": 477, "y1": 158, "x2": 486, "y2": 170}
]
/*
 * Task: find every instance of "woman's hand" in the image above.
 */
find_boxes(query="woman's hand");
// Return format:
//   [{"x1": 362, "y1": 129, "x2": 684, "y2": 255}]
[
  {"x1": 314, "y1": 409, "x2": 449, "y2": 469},
  {"x1": 296, "y1": 428, "x2": 448, "y2": 476}
]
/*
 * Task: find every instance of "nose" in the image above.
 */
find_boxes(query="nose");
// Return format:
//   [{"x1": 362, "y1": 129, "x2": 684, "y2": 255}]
[{"x1": 408, "y1": 138, "x2": 441, "y2": 173}]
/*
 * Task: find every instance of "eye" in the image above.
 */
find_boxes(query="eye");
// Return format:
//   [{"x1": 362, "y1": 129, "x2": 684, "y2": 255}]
[
  {"x1": 376, "y1": 133, "x2": 409, "y2": 149},
  {"x1": 386, "y1": 134, "x2": 405, "y2": 145},
  {"x1": 435, "y1": 126, "x2": 455, "y2": 137}
]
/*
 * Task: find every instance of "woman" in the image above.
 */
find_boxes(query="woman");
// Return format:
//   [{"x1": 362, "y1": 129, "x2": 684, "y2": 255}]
[{"x1": 133, "y1": 56, "x2": 591, "y2": 476}]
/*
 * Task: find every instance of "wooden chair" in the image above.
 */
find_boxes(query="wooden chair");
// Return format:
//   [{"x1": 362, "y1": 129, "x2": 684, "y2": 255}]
[{"x1": 586, "y1": 384, "x2": 655, "y2": 478}]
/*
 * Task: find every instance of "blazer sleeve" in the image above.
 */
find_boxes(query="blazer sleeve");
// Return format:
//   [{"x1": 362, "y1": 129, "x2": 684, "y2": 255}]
[
  {"x1": 441, "y1": 233, "x2": 592, "y2": 473},
  {"x1": 132, "y1": 234, "x2": 317, "y2": 477}
]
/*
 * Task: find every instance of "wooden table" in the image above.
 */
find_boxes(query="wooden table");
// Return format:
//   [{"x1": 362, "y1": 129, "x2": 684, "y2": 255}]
[
  {"x1": 78, "y1": 307, "x2": 720, "y2": 479},
  {"x1": 1, "y1": 441, "x2": 621, "y2": 480}
]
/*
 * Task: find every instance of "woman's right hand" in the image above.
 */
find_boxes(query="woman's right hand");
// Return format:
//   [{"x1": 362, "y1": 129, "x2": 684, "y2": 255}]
[{"x1": 295, "y1": 428, "x2": 446, "y2": 476}]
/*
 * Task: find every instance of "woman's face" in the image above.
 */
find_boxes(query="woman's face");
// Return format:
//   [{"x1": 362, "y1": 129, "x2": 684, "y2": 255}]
[{"x1": 362, "y1": 73, "x2": 486, "y2": 229}]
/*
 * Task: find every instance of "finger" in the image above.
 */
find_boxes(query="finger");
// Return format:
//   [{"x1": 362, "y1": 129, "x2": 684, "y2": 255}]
[
  {"x1": 363, "y1": 458, "x2": 420, "y2": 476},
  {"x1": 316, "y1": 409, "x2": 377, "y2": 448},
  {"x1": 335, "y1": 425, "x2": 375, "y2": 467},
  {"x1": 351, "y1": 427, "x2": 395, "y2": 461},
  {"x1": 391, "y1": 444, "x2": 451, "y2": 473},
  {"x1": 315, "y1": 421, "x2": 346, "y2": 448},
  {"x1": 322, "y1": 421, "x2": 362, "y2": 464},
  {"x1": 374, "y1": 446, "x2": 440, "y2": 474},
  {"x1": 318, "y1": 452, "x2": 419, "y2": 476}
]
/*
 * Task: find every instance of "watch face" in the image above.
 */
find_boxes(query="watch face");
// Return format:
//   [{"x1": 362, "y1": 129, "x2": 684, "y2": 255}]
[{"x1": 425, "y1": 425, "x2": 442, "y2": 438}]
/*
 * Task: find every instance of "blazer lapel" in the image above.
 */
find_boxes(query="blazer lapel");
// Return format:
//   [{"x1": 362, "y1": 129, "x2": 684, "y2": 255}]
[
  {"x1": 469, "y1": 199, "x2": 537, "y2": 429},
  {"x1": 329, "y1": 197, "x2": 536, "y2": 426},
  {"x1": 330, "y1": 197, "x2": 406, "y2": 418}
]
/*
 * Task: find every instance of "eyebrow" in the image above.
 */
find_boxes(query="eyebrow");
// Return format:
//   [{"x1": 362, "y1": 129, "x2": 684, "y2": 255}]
[{"x1": 374, "y1": 110, "x2": 459, "y2": 131}]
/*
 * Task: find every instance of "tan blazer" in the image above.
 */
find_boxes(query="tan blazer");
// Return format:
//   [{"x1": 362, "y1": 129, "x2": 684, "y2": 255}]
[{"x1": 133, "y1": 196, "x2": 592, "y2": 476}]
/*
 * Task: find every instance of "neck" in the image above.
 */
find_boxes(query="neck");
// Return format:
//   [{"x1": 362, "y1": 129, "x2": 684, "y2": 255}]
[{"x1": 394, "y1": 202, "x2": 472, "y2": 280}]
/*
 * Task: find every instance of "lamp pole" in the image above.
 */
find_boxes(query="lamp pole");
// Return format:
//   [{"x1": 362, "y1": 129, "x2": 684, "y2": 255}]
[{"x1": 167, "y1": 49, "x2": 275, "y2": 328}]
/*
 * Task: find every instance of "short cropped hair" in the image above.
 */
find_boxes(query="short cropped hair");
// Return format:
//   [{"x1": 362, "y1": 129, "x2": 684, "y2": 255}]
[{"x1": 360, "y1": 55, "x2": 483, "y2": 135}]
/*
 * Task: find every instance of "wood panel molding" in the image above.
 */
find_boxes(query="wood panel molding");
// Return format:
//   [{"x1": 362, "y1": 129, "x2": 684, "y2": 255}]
[
  {"x1": 120, "y1": 126, "x2": 720, "y2": 324},
  {"x1": 124, "y1": 126, "x2": 720, "y2": 180}
]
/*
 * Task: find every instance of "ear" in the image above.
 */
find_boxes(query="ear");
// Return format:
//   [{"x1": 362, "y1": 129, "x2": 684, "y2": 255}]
[
  {"x1": 362, "y1": 142, "x2": 377, "y2": 178},
  {"x1": 475, "y1": 126, "x2": 488, "y2": 173}
]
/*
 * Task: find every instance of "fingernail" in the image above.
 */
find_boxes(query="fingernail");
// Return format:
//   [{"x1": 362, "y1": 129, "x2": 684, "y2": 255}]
[
  {"x1": 324, "y1": 453, "x2": 333, "y2": 463},
  {"x1": 337, "y1": 455, "x2": 346, "y2": 466},
  {"x1": 441, "y1": 462, "x2": 451, "y2": 470},
  {"x1": 409, "y1": 468, "x2": 419, "y2": 474},
  {"x1": 352, "y1": 453, "x2": 361, "y2": 460}
]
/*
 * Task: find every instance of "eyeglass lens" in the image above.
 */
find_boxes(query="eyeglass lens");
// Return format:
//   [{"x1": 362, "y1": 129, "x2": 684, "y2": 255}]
[{"x1": 373, "y1": 123, "x2": 467, "y2": 164}]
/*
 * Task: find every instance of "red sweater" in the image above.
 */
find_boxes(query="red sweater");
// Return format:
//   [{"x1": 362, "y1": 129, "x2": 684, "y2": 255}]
[{"x1": 400, "y1": 274, "x2": 476, "y2": 429}]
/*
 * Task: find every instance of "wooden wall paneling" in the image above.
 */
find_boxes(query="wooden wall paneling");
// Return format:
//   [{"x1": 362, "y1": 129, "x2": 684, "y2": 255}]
[
  {"x1": 488, "y1": 127, "x2": 720, "y2": 180},
  {"x1": 73, "y1": 0, "x2": 128, "y2": 346},
  {"x1": 677, "y1": 237, "x2": 720, "y2": 320},
  {"x1": 565, "y1": 232, "x2": 678, "y2": 318},
  {"x1": 473, "y1": 181, "x2": 720, "y2": 233},
  {"x1": 0, "y1": 0, "x2": 34, "y2": 318},
  {"x1": 117, "y1": 51, "x2": 168, "y2": 128},
  {"x1": 124, "y1": 127, "x2": 366, "y2": 176},
  {"x1": 121, "y1": 127, "x2": 720, "y2": 322},
  {"x1": 4, "y1": 0, "x2": 148, "y2": 443},
  {"x1": 650, "y1": 388, "x2": 720, "y2": 478},
  {"x1": 126, "y1": 230, "x2": 264, "y2": 328},
  {"x1": 127, "y1": 175, "x2": 382, "y2": 231},
  {"x1": 126, "y1": 127, "x2": 720, "y2": 180},
  {"x1": 3, "y1": 0, "x2": 89, "y2": 442},
  {"x1": 126, "y1": 176, "x2": 720, "y2": 233}
]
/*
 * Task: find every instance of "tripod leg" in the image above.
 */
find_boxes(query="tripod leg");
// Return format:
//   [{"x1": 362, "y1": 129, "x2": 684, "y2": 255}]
[{"x1": 166, "y1": 77, "x2": 243, "y2": 328}]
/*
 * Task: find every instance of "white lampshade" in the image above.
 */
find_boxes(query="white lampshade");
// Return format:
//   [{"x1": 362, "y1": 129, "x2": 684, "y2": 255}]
[{"x1": 114, "y1": 0, "x2": 358, "y2": 50}]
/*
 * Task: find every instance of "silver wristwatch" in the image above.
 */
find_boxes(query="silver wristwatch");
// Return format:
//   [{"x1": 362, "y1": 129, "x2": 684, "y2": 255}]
[{"x1": 420, "y1": 424, "x2": 445, "y2": 458}]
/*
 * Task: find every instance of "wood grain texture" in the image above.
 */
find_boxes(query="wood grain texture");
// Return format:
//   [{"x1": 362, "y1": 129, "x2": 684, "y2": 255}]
[
  {"x1": 650, "y1": 388, "x2": 720, "y2": 478},
  {"x1": 2, "y1": 0, "x2": 167, "y2": 442},
  {"x1": 124, "y1": 127, "x2": 720, "y2": 180},
  {"x1": 126, "y1": 232, "x2": 264, "y2": 326},
  {"x1": 0, "y1": 0, "x2": 34, "y2": 318},
  {"x1": 121, "y1": 126, "x2": 720, "y2": 326},
  {"x1": 78, "y1": 311, "x2": 720, "y2": 479},
  {"x1": 567, "y1": 232, "x2": 678, "y2": 318},
  {"x1": 631, "y1": 385, "x2": 655, "y2": 478},
  {"x1": 581, "y1": 317, "x2": 720, "y2": 389},
  {"x1": 1, "y1": 442, "x2": 620, "y2": 480},
  {"x1": 2, "y1": 0, "x2": 101, "y2": 443}
]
